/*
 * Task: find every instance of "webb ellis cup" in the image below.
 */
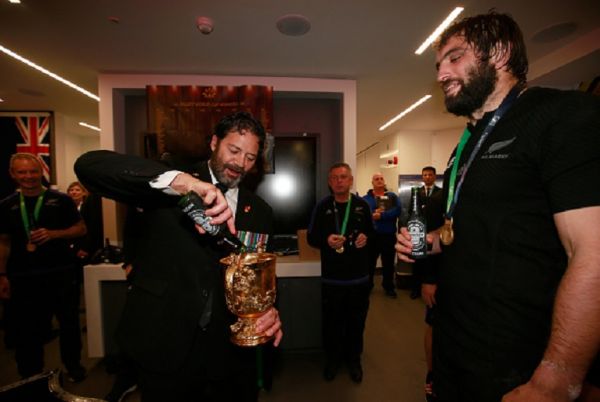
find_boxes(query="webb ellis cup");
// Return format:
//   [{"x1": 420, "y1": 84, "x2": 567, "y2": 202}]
[{"x1": 221, "y1": 251, "x2": 277, "y2": 346}]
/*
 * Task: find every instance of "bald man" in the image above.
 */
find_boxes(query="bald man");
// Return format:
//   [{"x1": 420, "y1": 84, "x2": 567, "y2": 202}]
[{"x1": 363, "y1": 173, "x2": 401, "y2": 298}]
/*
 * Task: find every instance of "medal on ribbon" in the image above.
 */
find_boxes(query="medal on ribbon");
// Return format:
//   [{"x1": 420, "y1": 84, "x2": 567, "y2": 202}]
[
  {"x1": 333, "y1": 195, "x2": 352, "y2": 254},
  {"x1": 439, "y1": 218, "x2": 454, "y2": 246},
  {"x1": 19, "y1": 191, "x2": 45, "y2": 253}
]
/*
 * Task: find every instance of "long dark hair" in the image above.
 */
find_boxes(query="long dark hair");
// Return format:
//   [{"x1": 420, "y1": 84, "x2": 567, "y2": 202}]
[
  {"x1": 213, "y1": 111, "x2": 266, "y2": 158},
  {"x1": 436, "y1": 11, "x2": 528, "y2": 86}
]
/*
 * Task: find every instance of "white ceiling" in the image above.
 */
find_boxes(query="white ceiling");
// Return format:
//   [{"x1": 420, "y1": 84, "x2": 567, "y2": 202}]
[{"x1": 1, "y1": 0, "x2": 598, "y2": 151}]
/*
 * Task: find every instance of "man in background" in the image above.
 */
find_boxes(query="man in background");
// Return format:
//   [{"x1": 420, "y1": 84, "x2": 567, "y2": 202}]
[
  {"x1": 396, "y1": 11, "x2": 600, "y2": 402},
  {"x1": 363, "y1": 172, "x2": 401, "y2": 298},
  {"x1": 308, "y1": 163, "x2": 373, "y2": 383},
  {"x1": 0, "y1": 153, "x2": 87, "y2": 382}
]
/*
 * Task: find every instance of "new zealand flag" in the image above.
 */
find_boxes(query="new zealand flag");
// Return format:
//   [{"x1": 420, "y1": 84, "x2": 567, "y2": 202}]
[{"x1": 0, "y1": 112, "x2": 53, "y2": 200}]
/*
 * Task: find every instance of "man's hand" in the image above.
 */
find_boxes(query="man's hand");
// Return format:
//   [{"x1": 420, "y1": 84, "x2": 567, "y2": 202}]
[
  {"x1": 170, "y1": 172, "x2": 235, "y2": 235},
  {"x1": 396, "y1": 227, "x2": 415, "y2": 262},
  {"x1": 0, "y1": 276, "x2": 10, "y2": 299},
  {"x1": 354, "y1": 233, "x2": 368, "y2": 249},
  {"x1": 327, "y1": 234, "x2": 346, "y2": 250},
  {"x1": 29, "y1": 228, "x2": 52, "y2": 245},
  {"x1": 502, "y1": 361, "x2": 580, "y2": 402},
  {"x1": 396, "y1": 228, "x2": 441, "y2": 262},
  {"x1": 256, "y1": 307, "x2": 283, "y2": 347},
  {"x1": 76, "y1": 249, "x2": 89, "y2": 259}
]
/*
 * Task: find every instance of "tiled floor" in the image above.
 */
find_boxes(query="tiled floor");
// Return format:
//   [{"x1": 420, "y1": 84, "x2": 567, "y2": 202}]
[{"x1": 0, "y1": 285, "x2": 427, "y2": 402}]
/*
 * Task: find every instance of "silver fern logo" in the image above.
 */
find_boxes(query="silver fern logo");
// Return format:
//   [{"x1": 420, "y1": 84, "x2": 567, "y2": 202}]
[{"x1": 482, "y1": 137, "x2": 516, "y2": 159}]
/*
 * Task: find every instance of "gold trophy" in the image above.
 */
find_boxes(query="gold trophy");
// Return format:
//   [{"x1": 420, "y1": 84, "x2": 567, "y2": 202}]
[{"x1": 221, "y1": 251, "x2": 277, "y2": 346}]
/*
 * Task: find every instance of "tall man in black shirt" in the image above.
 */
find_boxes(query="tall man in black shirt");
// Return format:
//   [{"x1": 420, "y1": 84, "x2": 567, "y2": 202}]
[{"x1": 396, "y1": 11, "x2": 600, "y2": 402}]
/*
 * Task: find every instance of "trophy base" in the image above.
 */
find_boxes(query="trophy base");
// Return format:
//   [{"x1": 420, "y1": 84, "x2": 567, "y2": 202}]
[{"x1": 230, "y1": 317, "x2": 273, "y2": 347}]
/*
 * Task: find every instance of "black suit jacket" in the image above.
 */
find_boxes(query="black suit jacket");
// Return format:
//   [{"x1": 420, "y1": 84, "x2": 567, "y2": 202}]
[
  {"x1": 75, "y1": 150, "x2": 273, "y2": 373},
  {"x1": 418, "y1": 185, "x2": 444, "y2": 230}
]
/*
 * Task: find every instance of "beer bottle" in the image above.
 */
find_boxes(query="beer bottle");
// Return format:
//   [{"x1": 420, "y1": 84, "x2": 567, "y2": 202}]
[
  {"x1": 178, "y1": 191, "x2": 244, "y2": 251},
  {"x1": 407, "y1": 187, "x2": 427, "y2": 259}
]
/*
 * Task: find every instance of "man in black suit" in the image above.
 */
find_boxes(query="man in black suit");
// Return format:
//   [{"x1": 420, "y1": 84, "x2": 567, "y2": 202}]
[{"x1": 75, "y1": 112, "x2": 282, "y2": 402}]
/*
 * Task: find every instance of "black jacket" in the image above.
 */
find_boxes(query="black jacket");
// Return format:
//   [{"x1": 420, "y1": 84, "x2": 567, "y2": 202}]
[{"x1": 75, "y1": 150, "x2": 273, "y2": 373}]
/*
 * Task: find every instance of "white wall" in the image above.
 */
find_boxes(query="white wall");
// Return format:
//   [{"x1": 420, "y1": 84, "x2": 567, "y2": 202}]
[
  {"x1": 356, "y1": 126, "x2": 463, "y2": 195},
  {"x1": 52, "y1": 112, "x2": 101, "y2": 192}
]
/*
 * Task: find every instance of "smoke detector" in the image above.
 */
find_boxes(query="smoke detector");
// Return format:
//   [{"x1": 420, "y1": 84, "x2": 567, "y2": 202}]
[{"x1": 196, "y1": 16, "x2": 214, "y2": 35}]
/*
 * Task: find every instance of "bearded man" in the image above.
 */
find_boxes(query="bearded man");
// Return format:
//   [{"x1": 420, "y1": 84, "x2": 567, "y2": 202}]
[
  {"x1": 75, "y1": 112, "x2": 282, "y2": 402},
  {"x1": 396, "y1": 11, "x2": 600, "y2": 402}
]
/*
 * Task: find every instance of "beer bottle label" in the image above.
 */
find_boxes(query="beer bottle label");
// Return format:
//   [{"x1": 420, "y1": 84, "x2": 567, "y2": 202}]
[{"x1": 408, "y1": 219, "x2": 427, "y2": 258}]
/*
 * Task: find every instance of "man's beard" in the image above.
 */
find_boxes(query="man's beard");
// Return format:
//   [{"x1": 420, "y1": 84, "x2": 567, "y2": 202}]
[
  {"x1": 444, "y1": 61, "x2": 497, "y2": 117},
  {"x1": 209, "y1": 152, "x2": 246, "y2": 188}
]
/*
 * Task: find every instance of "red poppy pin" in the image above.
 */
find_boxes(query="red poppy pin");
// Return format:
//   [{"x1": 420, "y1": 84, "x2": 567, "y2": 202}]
[{"x1": 244, "y1": 205, "x2": 251, "y2": 213}]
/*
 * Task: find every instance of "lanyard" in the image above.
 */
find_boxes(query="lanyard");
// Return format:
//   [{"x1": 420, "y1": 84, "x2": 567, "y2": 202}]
[
  {"x1": 333, "y1": 195, "x2": 352, "y2": 236},
  {"x1": 19, "y1": 190, "x2": 45, "y2": 240},
  {"x1": 445, "y1": 85, "x2": 522, "y2": 218}
]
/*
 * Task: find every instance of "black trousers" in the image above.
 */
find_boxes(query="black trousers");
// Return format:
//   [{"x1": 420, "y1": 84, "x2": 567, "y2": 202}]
[
  {"x1": 136, "y1": 325, "x2": 259, "y2": 402},
  {"x1": 8, "y1": 269, "x2": 82, "y2": 378},
  {"x1": 321, "y1": 282, "x2": 370, "y2": 365},
  {"x1": 368, "y1": 233, "x2": 396, "y2": 291}
]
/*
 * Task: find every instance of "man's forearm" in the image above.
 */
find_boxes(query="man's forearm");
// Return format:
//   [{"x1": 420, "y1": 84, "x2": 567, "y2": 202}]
[
  {"x1": 530, "y1": 207, "x2": 600, "y2": 399},
  {"x1": 531, "y1": 256, "x2": 600, "y2": 399}
]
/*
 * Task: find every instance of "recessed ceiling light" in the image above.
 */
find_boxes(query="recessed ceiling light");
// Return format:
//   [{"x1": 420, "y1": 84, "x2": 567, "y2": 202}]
[
  {"x1": 276, "y1": 14, "x2": 311, "y2": 36},
  {"x1": 79, "y1": 122, "x2": 100, "y2": 132},
  {"x1": 0, "y1": 43, "x2": 100, "y2": 101},
  {"x1": 379, "y1": 95, "x2": 432, "y2": 131},
  {"x1": 0, "y1": 98, "x2": 4, "y2": 103},
  {"x1": 415, "y1": 7, "x2": 464, "y2": 55}
]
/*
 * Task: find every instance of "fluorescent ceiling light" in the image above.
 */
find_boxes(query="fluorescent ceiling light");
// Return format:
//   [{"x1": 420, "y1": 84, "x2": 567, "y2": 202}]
[
  {"x1": 0, "y1": 44, "x2": 100, "y2": 101},
  {"x1": 79, "y1": 122, "x2": 100, "y2": 132},
  {"x1": 379, "y1": 94, "x2": 432, "y2": 131},
  {"x1": 415, "y1": 7, "x2": 464, "y2": 55},
  {"x1": 9, "y1": 0, "x2": 22, "y2": 4}
]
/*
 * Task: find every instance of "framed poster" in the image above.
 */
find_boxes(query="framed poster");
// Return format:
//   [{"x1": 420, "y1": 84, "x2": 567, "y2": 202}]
[{"x1": 146, "y1": 85, "x2": 273, "y2": 162}]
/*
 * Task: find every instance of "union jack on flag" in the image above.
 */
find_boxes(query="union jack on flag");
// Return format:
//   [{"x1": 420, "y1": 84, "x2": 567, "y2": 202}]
[{"x1": 15, "y1": 115, "x2": 52, "y2": 184}]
